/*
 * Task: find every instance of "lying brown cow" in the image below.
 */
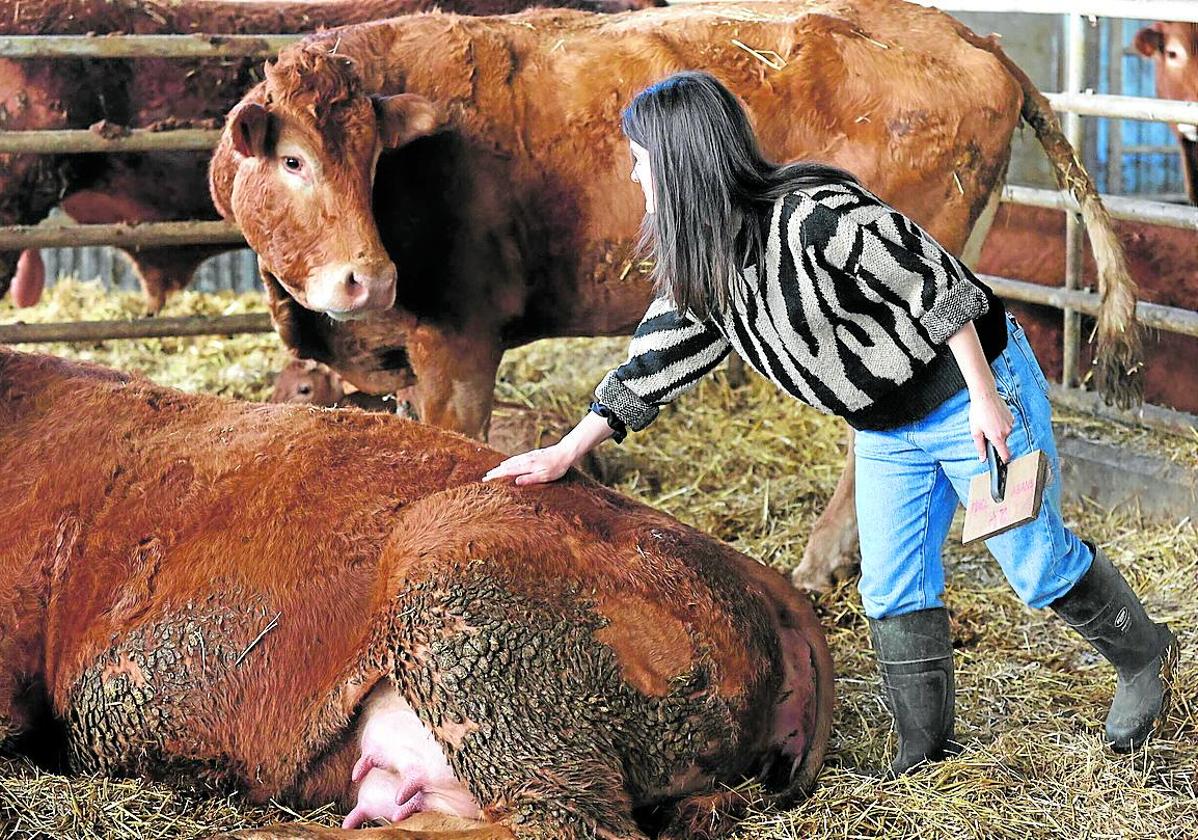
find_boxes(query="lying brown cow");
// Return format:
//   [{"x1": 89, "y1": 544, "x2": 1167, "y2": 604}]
[
  {"x1": 1134, "y1": 22, "x2": 1198, "y2": 204},
  {"x1": 0, "y1": 348, "x2": 832, "y2": 839},
  {"x1": 270, "y1": 358, "x2": 611, "y2": 478},
  {"x1": 0, "y1": 0, "x2": 659, "y2": 313},
  {"x1": 210, "y1": 1, "x2": 1138, "y2": 592},
  {"x1": 978, "y1": 203, "x2": 1198, "y2": 413}
]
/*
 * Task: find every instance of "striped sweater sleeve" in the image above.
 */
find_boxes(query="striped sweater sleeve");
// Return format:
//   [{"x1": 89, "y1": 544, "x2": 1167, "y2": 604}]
[
  {"x1": 594, "y1": 296, "x2": 732, "y2": 432},
  {"x1": 805, "y1": 193, "x2": 989, "y2": 344}
]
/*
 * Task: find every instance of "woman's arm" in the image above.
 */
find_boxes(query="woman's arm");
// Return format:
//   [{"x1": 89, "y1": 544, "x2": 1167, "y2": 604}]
[
  {"x1": 946, "y1": 321, "x2": 1014, "y2": 462},
  {"x1": 803, "y1": 189, "x2": 1013, "y2": 461},
  {"x1": 802, "y1": 191, "x2": 989, "y2": 346},
  {"x1": 483, "y1": 296, "x2": 732, "y2": 485}
]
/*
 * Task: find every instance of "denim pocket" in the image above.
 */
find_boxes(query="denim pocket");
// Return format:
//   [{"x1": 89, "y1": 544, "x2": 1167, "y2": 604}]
[
  {"x1": 1009, "y1": 324, "x2": 1052, "y2": 399},
  {"x1": 991, "y1": 352, "x2": 1018, "y2": 405},
  {"x1": 991, "y1": 352, "x2": 1037, "y2": 453}
]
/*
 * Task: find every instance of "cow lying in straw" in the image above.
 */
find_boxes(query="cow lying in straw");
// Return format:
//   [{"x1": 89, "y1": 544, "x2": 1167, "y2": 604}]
[{"x1": 0, "y1": 349, "x2": 832, "y2": 839}]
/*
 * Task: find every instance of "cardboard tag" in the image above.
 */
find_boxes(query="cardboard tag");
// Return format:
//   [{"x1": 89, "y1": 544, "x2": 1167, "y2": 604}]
[{"x1": 962, "y1": 448, "x2": 1051, "y2": 545}]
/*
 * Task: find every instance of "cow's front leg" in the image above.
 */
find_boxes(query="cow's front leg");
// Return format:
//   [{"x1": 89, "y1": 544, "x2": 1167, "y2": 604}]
[
  {"x1": 405, "y1": 327, "x2": 503, "y2": 440},
  {"x1": 791, "y1": 425, "x2": 861, "y2": 592}
]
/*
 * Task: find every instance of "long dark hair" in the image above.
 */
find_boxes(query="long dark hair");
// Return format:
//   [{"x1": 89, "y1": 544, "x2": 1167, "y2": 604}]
[{"x1": 622, "y1": 71, "x2": 857, "y2": 321}]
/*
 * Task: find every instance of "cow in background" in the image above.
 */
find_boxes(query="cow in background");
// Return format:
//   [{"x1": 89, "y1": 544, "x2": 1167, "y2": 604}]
[
  {"x1": 0, "y1": 0, "x2": 662, "y2": 313},
  {"x1": 978, "y1": 204, "x2": 1198, "y2": 414},
  {"x1": 1134, "y1": 22, "x2": 1198, "y2": 203},
  {"x1": 270, "y1": 358, "x2": 612, "y2": 479}
]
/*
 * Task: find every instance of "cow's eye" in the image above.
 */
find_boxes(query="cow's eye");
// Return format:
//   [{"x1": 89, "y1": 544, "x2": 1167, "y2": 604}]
[
  {"x1": 282, "y1": 156, "x2": 304, "y2": 173},
  {"x1": 297, "y1": 384, "x2": 312, "y2": 395}
]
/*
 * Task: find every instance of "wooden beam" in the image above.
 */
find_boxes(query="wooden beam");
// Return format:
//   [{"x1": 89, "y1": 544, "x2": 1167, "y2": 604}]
[
  {"x1": 0, "y1": 313, "x2": 274, "y2": 343},
  {"x1": 0, "y1": 221, "x2": 244, "y2": 250}
]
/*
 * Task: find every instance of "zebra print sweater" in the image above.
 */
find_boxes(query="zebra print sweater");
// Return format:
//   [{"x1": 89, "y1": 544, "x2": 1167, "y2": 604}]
[{"x1": 595, "y1": 181, "x2": 1007, "y2": 433}]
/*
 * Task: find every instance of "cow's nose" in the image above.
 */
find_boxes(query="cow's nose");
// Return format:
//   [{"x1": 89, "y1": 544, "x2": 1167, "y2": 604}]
[
  {"x1": 363, "y1": 263, "x2": 398, "y2": 309},
  {"x1": 341, "y1": 271, "x2": 369, "y2": 308}
]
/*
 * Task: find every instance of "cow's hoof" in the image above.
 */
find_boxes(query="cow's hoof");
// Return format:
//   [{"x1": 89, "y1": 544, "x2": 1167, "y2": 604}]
[{"x1": 790, "y1": 542, "x2": 860, "y2": 593}]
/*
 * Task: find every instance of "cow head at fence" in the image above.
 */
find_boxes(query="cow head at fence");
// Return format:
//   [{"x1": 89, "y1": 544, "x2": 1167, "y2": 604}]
[
  {"x1": 210, "y1": 44, "x2": 443, "y2": 319},
  {"x1": 1135, "y1": 22, "x2": 1198, "y2": 104},
  {"x1": 1134, "y1": 22, "x2": 1198, "y2": 203}
]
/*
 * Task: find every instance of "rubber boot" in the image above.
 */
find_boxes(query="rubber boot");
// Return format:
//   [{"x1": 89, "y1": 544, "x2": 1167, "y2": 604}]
[
  {"x1": 1050, "y1": 545, "x2": 1179, "y2": 751},
  {"x1": 868, "y1": 607, "x2": 957, "y2": 776}
]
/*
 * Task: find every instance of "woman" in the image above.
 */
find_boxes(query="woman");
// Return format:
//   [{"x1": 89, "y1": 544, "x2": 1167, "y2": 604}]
[{"x1": 483, "y1": 72, "x2": 1177, "y2": 774}]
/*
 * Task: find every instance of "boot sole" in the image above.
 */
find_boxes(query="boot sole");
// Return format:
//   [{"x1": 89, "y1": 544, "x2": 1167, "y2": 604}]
[{"x1": 1110, "y1": 630, "x2": 1181, "y2": 753}]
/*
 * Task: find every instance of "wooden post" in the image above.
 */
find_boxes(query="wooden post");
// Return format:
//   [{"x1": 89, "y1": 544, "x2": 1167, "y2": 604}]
[{"x1": 0, "y1": 34, "x2": 298, "y2": 59}]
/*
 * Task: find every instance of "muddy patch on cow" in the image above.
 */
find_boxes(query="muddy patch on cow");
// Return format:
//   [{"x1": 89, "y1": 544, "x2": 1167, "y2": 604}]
[{"x1": 67, "y1": 596, "x2": 276, "y2": 791}]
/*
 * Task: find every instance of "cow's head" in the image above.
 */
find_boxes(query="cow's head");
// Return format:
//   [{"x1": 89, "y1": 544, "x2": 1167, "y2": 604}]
[
  {"x1": 1135, "y1": 22, "x2": 1198, "y2": 106},
  {"x1": 209, "y1": 43, "x2": 443, "y2": 320},
  {"x1": 269, "y1": 358, "x2": 345, "y2": 406}
]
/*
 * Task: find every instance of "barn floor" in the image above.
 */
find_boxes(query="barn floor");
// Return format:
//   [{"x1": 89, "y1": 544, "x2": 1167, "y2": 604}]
[{"x1": 2, "y1": 282, "x2": 1195, "y2": 839}]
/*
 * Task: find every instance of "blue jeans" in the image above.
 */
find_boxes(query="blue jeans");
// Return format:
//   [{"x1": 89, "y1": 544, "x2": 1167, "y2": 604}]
[{"x1": 854, "y1": 316, "x2": 1094, "y2": 620}]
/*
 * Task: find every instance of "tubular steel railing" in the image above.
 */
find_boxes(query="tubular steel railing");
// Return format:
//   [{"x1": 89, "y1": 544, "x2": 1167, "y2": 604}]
[{"x1": 915, "y1": 0, "x2": 1198, "y2": 434}]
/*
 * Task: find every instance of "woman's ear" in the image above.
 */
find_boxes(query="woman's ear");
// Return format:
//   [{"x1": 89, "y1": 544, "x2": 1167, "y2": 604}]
[{"x1": 373, "y1": 94, "x2": 444, "y2": 149}]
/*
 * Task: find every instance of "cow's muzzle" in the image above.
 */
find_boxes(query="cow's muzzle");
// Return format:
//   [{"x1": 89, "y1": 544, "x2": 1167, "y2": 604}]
[{"x1": 306, "y1": 261, "x2": 398, "y2": 319}]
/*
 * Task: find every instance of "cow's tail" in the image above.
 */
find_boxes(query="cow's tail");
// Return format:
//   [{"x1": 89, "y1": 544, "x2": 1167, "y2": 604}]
[
  {"x1": 658, "y1": 596, "x2": 836, "y2": 839},
  {"x1": 966, "y1": 31, "x2": 1142, "y2": 407}
]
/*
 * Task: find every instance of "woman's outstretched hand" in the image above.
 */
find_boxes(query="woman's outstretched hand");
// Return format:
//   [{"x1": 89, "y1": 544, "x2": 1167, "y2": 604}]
[
  {"x1": 483, "y1": 410, "x2": 617, "y2": 485},
  {"x1": 483, "y1": 442, "x2": 579, "y2": 486}
]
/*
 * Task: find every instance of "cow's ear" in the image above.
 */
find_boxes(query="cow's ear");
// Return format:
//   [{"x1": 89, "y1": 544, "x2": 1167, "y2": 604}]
[
  {"x1": 1134, "y1": 25, "x2": 1165, "y2": 57},
  {"x1": 229, "y1": 101, "x2": 270, "y2": 158},
  {"x1": 374, "y1": 94, "x2": 443, "y2": 149}
]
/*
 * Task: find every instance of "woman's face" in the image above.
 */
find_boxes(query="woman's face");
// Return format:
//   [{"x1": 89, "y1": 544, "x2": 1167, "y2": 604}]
[{"x1": 629, "y1": 140, "x2": 654, "y2": 214}]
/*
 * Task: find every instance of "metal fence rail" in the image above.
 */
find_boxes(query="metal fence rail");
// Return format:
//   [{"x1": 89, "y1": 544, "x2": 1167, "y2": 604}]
[
  {"x1": 912, "y1": 1, "x2": 1198, "y2": 24},
  {"x1": 980, "y1": 274, "x2": 1198, "y2": 339},
  {"x1": 1046, "y1": 92, "x2": 1198, "y2": 124},
  {"x1": 1004, "y1": 185, "x2": 1198, "y2": 230}
]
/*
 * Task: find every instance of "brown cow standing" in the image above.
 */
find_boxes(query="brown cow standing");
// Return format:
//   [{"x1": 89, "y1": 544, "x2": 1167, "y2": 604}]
[
  {"x1": 210, "y1": 1, "x2": 1139, "y2": 590},
  {"x1": 0, "y1": 0, "x2": 659, "y2": 313},
  {"x1": 0, "y1": 347, "x2": 832, "y2": 839},
  {"x1": 979, "y1": 204, "x2": 1198, "y2": 413},
  {"x1": 1134, "y1": 22, "x2": 1198, "y2": 204}
]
